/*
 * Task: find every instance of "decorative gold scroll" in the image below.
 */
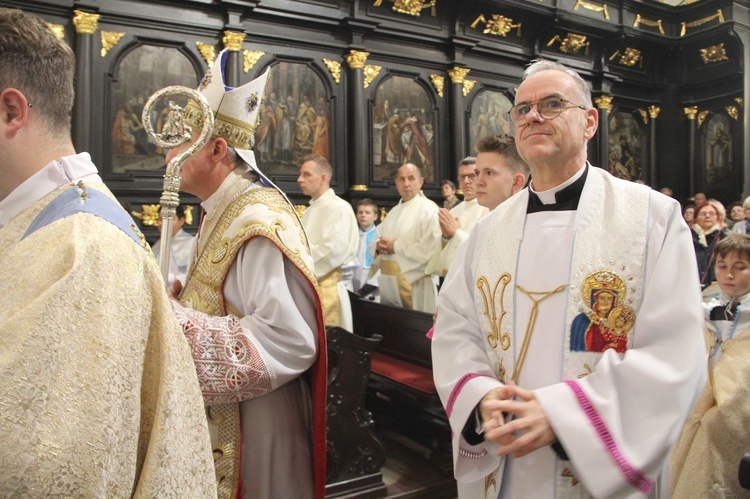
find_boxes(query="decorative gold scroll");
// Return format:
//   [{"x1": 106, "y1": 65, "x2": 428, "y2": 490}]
[
  {"x1": 73, "y1": 10, "x2": 99, "y2": 34},
  {"x1": 463, "y1": 79, "x2": 476, "y2": 97},
  {"x1": 697, "y1": 111, "x2": 709, "y2": 127},
  {"x1": 470, "y1": 14, "x2": 522, "y2": 37},
  {"x1": 700, "y1": 43, "x2": 728, "y2": 64},
  {"x1": 573, "y1": 0, "x2": 610, "y2": 20},
  {"x1": 222, "y1": 31, "x2": 246, "y2": 52},
  {"x1": 196, "y1": 42, "x2": 216, "y2": 66},
  {"x1": 633, "y1": 14, "x2": 665, "y2": 35},
  {"x1": 363, "y1": 65, "x2": 382, "y2": 88},
  {"x1": 131, "y1": 204, "x2": 160, "y2": 226},
  {"x1": 448, "y1": 67, "x2": 470, "y2": 84},
  {"x1": 243, "y1": 50, "x2": 265, "y2": 73},
  {"x1": 323, "y1": 59, "x2": 342, "y2": 83},
  {"x1": 726, "y1": 106, "x2": 738, "y2": 120},
  {"x1": 346, "y1": 50, "x2": 369, "y2": 69},
  {"x1": 373, "y1": 0, "x2": 437, "y2": 17},
  {"x1": 684, "y1": 106, "x2": 698, "y2": 120},
  {"x1": 47, "y1": 23, "x2": 66, "y2": 41},
  {"x1": 595, "y1": 95, "x2": 613, "y2": 113},
  {"x1": 735, "y1": 97, "x2": 744, "y2": 107},
  {"x1": 648, "y1": 105, "x2": 660, "y2": 119},
  {"x1": 100, "y1": 31, "x2": 125, "y2": 57},
  {"x1": 681, "y1": 9, "x2": 724, "y2": 37},
  {"x1": 609, "y1": 48, "x2": 641, "y2": 67},
  {"x1": 430, "y1": 74, "x2": 444, "y2": 97},
  {"x1": 548, "y1": 33, "x2": 589, "y2": 55},
  {"x1": 638, "y1": 109, "x2": 648, "y2": 124}
]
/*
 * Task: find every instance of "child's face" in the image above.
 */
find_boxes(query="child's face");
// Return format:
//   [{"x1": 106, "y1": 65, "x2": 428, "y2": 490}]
[
  {"x1": 715, "y1": 252, "x2": 750, "y2": 297},
  {"x1": 357, "y1": 206, "x2": 378, "y2": 230}
]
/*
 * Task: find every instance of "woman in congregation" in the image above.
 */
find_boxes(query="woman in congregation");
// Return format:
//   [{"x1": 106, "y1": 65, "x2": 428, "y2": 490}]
[{"x1": 692, "y1": 202, "x2": 730, "y2": 288}]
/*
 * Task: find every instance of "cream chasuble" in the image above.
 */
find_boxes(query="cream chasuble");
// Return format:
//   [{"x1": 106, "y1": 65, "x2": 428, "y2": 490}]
[
  {"x1": 433, "y1": 167, "x2": 706, "y2": 498},
  {"x1": 301, "y1": 188, "x2": 358, "y2": 329},
  {"x1": 371, "y1": 191, "x2": 441, "y2": 312},
  {"x1": 426, "y1": 198, "x2": 489, "y2": 277},
  {"x1": 0, "y1": 158, "x2": 215, "y2": 497}
]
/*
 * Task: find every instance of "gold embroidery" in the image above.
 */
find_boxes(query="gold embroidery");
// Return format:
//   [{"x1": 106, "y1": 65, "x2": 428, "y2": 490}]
[
  {"x1": 514, "y1": 285, "x2": 566, "y2": 382},
  {"x1": 485, "y1": 473, "x2": 498, "y2": 498},
  {"x1": 577, "y1": 363, "x2": 593, "y2": 379},
  {"x1": 477, "y1": 273, "x2": 512, "y2": 350},
  {"x1": 562, "y1": 467, "x2": 580, "y2": 486}
]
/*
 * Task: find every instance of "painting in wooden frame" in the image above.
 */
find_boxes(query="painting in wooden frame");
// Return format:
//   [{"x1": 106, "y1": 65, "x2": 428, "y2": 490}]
[
  {"x1": 607, "y1": 111, "x2": 644, "y2": 181},
  {"x1": 372, "y1": 75, "x2": 436, "y2": 182},
  {"x1": 469, "y1": 89, "x2": 513, "y2": 150},
  {"x1": 702, "y1": 113, "x2": 733, "y2": 190},
  {"x1": 110, "y1": 44, "x2": 198, "y2": 173}
]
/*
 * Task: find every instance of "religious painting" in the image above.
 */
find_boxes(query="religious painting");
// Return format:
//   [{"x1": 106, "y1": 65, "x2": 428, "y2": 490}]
[
  {"x1": 607, "y1": 111, "x2": 643, "y2": 181},
  {"x1": 469, "y1": 89, "x2": 513, "y2": 150},
  {"x1": 254, "y1": 62, "x2": 331, "y2": 175},
  {"x1": 110, "y1": 45, "x2": 198, "y2": 173},
  {"x1": 372, "y1": 75, "x2": 436, "y2": 182},
  {"x1": 702, "y1": 114, "x2": 732, "y2": 187}
]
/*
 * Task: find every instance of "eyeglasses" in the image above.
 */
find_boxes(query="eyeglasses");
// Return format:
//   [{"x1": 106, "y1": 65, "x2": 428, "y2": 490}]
[
  {"x1": 508, "y1": 96, "x2": 587, "y2": 126},
  {"x1": 459, "y1": 173, "x2": 477, "y2": 182},
  {"x1": 697, "y1": 211, "x2": 717, "y2": 218}
]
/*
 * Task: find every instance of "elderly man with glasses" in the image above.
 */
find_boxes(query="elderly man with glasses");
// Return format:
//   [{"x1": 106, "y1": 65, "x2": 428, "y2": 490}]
[{"x1": 432, "y1": 59, "x2": 706, "y2": 498}]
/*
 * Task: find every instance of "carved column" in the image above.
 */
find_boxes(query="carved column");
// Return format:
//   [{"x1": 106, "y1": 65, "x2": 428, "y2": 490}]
[
  {"x1": 72, "y1": 10, "x2": 99, "y2": 154},
  {"x1": 346, "y1": 50, "x2": 369, "y2": 190},
  {"x1": 594, "y1": 95, "x2": 613, "y2": 171},
  {"x1": 222, "y1": 31, "x2": 245, "y2": 87},
  {"x1": 647, "y1": 105, "x2": 660, "y2": 187},
  {"x1": 448, "y1": 67, "x2": 470, "y2": 168},
  {"x1": 684, "y1": 106, "x2": 698, "y2": 197}
]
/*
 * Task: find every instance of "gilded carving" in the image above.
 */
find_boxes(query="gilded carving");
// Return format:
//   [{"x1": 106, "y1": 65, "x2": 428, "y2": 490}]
[
  {"x1": 294, "y1": 204, "x2": 307, "y2": 219},
  {"x1": 699, "y1": 43, "x2": 729, "y2": 64},
  {"x1": 100, "y1": 31, "x2": 125, "y2": 58},
  {"x1": 648, "y1": 105, "x2": 660, "y2": 119},
  {"x1": 72, "y1": 10, "x2": 100, "y2": 35},
  {"x1": 222, "y1": 31, "x2": 246, "y2": 52},
  {"x1": 470, "y1": 14, "x2": 522, "y2": 37},
  {"x1": 547, "y1": 33, "x2": 589, "y2": 55},
  {"x1": 462, "y1": 79, "x2": 476, "y2": 97},
  {"x1": 698, "y1": 111, "x2": 709, "y2": 127},
  {"x1": 363, "y1": 65, "x2": 382, "y2": 88},
  {"x1": 351, "y1": 185, "x2": 368, "y2": 191},
  {"x1": 131, "y1": 204, "x2": 161, "y2": 227},
  {"x1": 726, "y1": 106, "x2": 738, "y2": 120},
  {"x1": 594, "y1": 95, "x2": 613, "y2": 113},
  {"x1": 681, "y1": 9, "x2": 724, "y2": 37},
  {"x1": 46, "y1": 23, "x2": 66, "y2": 41},
  {"x1": 573, "y1": 0, "x2": 610, "y2": 20},
  {"x1": 430, "y1": 74, "x2": 444, "y2": 97},
  {"x1": 346, "y1": 50, "x2": 369, "y2": 69},
  {"x1": 633, "y1": 14, "x2": 665, "y2": 35},
  {"x1": 684, "y1": 106, "x2": 698, "y2": 120},
  {"x1": 609, "y1": 48, "x2": 641, "y2": 67},
  {"x1": 736, "y1": 98, "x2": 744, "y2": 107},
  {"x1": 638, "y1": 109, "x2": 649, "y2": 125},
  {"x1": 373, "y1": 0, "x2": 437, "y2": 17},
  {"x1": 196, "y1": 42, "x2": 216, "y2": 66},
  {"x1": 448, "y1": 67, "x2": 470, "y2": 84},
  {"x1": 242, "y1": 50, "x2": 265, "y2": 73},
  {"x1": 323, "y1": 59, "x2": 342, "y2": 83}
]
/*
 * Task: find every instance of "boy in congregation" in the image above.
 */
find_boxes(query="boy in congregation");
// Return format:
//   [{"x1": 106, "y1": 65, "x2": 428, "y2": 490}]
[
  {"x1": 350, "y1": 198, "x2": 380, "y2": 301},
  {"x1": 671, "y1": 233, "x2": 750, "y2": 497}
]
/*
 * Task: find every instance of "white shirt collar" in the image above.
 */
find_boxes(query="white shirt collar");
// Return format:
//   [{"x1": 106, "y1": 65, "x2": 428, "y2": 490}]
[
  {"x1": 0, "y1": 153, "x2": 101, "y2": 228},
  {"x1": 309, "y1": 187, "x2": 333, "y2": 206},
  {"x1": 530, "y1": 163, "x2": 587, "y2": 205}
]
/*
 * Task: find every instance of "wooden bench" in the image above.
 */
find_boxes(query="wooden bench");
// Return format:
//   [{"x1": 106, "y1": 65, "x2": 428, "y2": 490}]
[{"x1": 350, "y1": 295, "x2": 452, "y2": 472}]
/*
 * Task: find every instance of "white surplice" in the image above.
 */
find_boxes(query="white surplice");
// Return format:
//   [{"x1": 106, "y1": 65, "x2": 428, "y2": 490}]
[
  {"x1": 426, "y1": 198, "x2": 489, "y2": 277},
  {"x1": 433, "y1": 166, "x2": 706, "y2": 498},
  {"x1": 152, "y1": 228, "x2": 195, "y2": 287}
]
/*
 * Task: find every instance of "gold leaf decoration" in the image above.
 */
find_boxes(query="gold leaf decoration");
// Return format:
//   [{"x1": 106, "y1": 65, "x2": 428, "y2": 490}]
[
  {"x1": 196, "y1": 42, "x2": 216, "y2": 66},
  {"x1": 430, "y1": 74, "x2": 444, "y2": 97},
  {"x1": 100, "y1": 31, "x2": 125, "y2": 58},
  {"x1": 223, "y1": 31, "x2": 246, "y2": 52},
  {"x1": 243, "y1": 50, "x2": 265, "y2": 73},
  {"x1": 72, "y1": 10, "x2": 99, "y2": 35},
  {"x1": 462, "y1": 79, "x2": 476, "y2": 97},
  {"x1": 323, "y1": 59, "x2": 342, "y2": 84},
  {"x1": 363, "y1": 65, "x2": 382, "y2": 88}
]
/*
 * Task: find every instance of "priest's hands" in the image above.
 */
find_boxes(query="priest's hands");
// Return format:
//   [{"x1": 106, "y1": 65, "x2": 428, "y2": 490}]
[
  {"x1": 167, "y1": 279, "x2": 183, "y2": 300},
  {"x1": 437, "y1": 208, "x2": 461, "y2": 238},
  {"x1": 376, "y1": 237, "x2": 396, "y2": 255},
  {"x1": 481, "y1": 382, "x2": 557, "y2": 458}
]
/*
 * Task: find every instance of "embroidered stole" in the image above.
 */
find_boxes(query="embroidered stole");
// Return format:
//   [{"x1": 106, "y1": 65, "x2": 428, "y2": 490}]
[
  {"x1": 473, "y1": 169, "x2": 650, "y2": 497},
  {"x1": 180, "y1": 185, "x2": 322, "y2": 499}
]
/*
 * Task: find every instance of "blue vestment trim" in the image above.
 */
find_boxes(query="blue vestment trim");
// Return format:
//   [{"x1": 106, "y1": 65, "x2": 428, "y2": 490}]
[{"x1": 22, "y1": 184, "x2": 145, "y2": 249}]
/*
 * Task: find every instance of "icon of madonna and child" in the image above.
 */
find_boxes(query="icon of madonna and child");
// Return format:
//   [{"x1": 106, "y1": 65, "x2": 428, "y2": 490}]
[{"x1": 570, "y1": 270, "x2": 636, "y2": 354}]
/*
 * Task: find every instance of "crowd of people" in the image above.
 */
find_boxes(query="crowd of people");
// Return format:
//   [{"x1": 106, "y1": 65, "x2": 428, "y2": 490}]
[{"x1": 1, "y1": 7, "x2": 748, "y2": 499}]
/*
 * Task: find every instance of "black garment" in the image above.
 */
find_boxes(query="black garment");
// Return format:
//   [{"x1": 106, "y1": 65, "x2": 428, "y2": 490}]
[
  {"x1": 527, "y1": 165, "x2": 588, "y2": 213},
  {"x1": 692, "y1": 228, "x2": 728, "y2": 287}
]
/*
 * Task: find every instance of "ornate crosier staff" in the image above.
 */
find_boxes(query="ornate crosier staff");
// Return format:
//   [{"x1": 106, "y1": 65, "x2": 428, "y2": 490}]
[{"x1": 142, "y1": 86, "x2": 214, "y2": 286}]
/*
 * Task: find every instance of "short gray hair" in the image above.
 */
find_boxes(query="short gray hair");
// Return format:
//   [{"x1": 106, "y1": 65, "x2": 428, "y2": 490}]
[{"x1": 522, "y1": 59, "x2": 592, "y2": 109}]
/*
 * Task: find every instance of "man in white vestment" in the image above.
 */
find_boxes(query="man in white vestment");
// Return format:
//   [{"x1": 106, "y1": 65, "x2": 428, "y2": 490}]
[
  {"x1": 0, "y1": 9, "x2": 216, "y2": 497},
  {"x1": 152, "y1": 204, "x2": 195, "y2": 287},
  {"x1": 298, "y1": 154, "x2": 358, "y2": 329},
  {"x1": 371, "y1": 163, "x2": 441, "y2": 312},
  {"x1": 164, "y1": 50, "x2": 327, "y2": 499},
  {"x1": 432, "y1": 59, "x2": 707, "y2": 498},
  {"x1": 426, "y1": 157, "x2": 488, "y2": 278}
]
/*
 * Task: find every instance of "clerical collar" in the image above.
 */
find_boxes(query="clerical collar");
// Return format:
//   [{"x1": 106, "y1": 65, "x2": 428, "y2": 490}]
[{"x1": 527, "y1": 164, "x2": 588, "y2": 213}]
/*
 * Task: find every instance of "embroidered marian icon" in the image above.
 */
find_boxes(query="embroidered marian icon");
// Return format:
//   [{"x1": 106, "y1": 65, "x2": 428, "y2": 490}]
[
  {"x1": 570, "y1": 270, "x2": 635, "y2": 353},
  {"x1": 246, "y1": 92, "x2": 259, "y2": 113}
]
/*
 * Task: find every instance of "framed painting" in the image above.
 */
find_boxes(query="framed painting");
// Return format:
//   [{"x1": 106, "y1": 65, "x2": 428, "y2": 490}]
[
  {"x1": 372, "y1": 75, "x2": 436, "y2": 182},
  {"x1": 110, "y1": 44, "x2": 198, "y2": 173},
  {"x1": 469, "y1": 89, "x2": 513, "y2": 149},
  {"x1": 253, "y1": 61, "x2": 331, "y2": 176},
  {"x1": 702, "y1": 114, "x2": 733, "y2": 188},
  {"x1": 607, "y1": 111, "x2": 643, "y2": 181}
]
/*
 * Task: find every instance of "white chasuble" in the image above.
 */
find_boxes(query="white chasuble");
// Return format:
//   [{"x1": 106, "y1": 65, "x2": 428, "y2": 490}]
[{"x1": 433, "y1": 167, "x2": 706, "y2": 498}]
